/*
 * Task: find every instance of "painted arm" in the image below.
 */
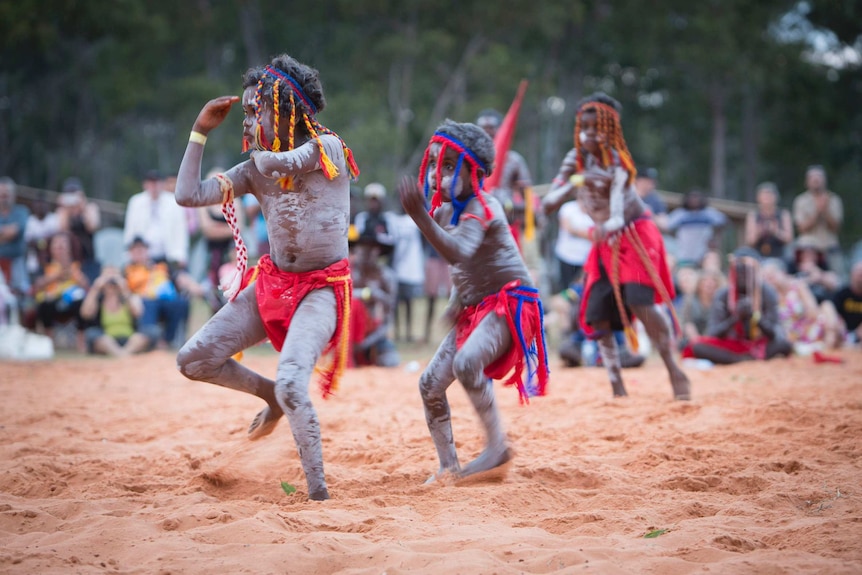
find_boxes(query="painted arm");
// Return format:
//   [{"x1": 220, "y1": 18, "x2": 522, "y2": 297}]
[
  {"x1": 603, "y1": 167, "x2": 628, "y2": 233},
  {"x1": 176, "y1": 95, "x2": 243, "y2": 208},
  {"x1": 542, "y1": 149, "x2": 579, "y2": 215},
  {"x1": 397, "y1": 176, "x2": 486, "y2": 265}
]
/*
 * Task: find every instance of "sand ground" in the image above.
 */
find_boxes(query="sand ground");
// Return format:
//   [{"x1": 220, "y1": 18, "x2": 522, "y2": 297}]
[{"x1": 1, "y1": 344, "x2": 860, "y2": 575}]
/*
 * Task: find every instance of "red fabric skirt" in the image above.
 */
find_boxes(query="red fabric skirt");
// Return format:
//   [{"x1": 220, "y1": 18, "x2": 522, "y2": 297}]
[
  {"x1": 252, "y1": 255, "x2": 352, "y2": 397},
  {"x1": 580, "y1": 218, "x2": 675, "y2": 338},
  {"x1": 455, "y1": 281, "x2": 549, "y2": 403}
]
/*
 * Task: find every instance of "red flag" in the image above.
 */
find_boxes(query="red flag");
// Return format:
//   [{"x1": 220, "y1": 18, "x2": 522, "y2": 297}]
[{"x1": 483, "y1": 79, "x2": 529, "y2": 192}]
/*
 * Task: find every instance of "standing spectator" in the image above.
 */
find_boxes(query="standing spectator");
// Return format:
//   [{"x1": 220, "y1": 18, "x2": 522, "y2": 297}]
[
  {"x1": 476, "y1": 108, "x2": 533, "y2": 248},
  {"x1": 793, "y1": 165, "x2": 844, "y2": 278},
  {"x1": 391, "y1": 206, "x2": 425, "y2": 342},
  {"x1": 666, "y1": 189, "x2": 728, "y2": 268},
  {"x1": 422, "y1": 244, "x2": 450, "y2": 344},
  {"x1": 353, "y1": 182, "x2": 397, "y2": 256},
  {"x1": 553, "y1": 199, "x2": 592, "y2": 294},
  {"x1": 123, "y1": 170, "x2": 190, "y2": 269},
  {"x1": 833, "y1": 260, "x2": 862, "y2": 345},
  {"x1": 745, "y1": 181, "x2": 794, "y2": 261},
  {"x1": 56, "y1": 177, "x2": 102, "y2": 282},
  {"x1": 24, "y1": 192, "x2": 59, "y2": 282},
  {"x1": 634, "y1": 167, "x2": 669, "y2": 231},
  {"x1": 162, "y1": 173, "x2": 199, "y2": 239},
  {"x1": 0, "y1": 177, "x2": 31, "y2": 296}
]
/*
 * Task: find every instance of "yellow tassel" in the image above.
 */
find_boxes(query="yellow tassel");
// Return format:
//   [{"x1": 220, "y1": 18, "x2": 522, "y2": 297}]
[
  {"x1": 272, "y1": 80, "x2": 281, "y2": 152},
  {"x1": 524, "y1": 186, "x2": 535, "y2": 241},
  {"x1": 232, "y1": 351, "x2": 244, "y2": 362},
  {"x1": 319, "y1": 146, "x2": 339, "y2": 180},
  {"x1": 277, "y1": 175, "x2": 294, "y2": 190},
  {"x1": 624, "y1": 325, "x2": 639, "y2": 353}
]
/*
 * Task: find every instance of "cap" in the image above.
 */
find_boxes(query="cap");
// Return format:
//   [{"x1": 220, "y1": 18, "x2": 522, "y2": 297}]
[
  {"x1": 61, "y1": 177, "x2": 84, "y2": 194},
  {"x1": 364, "y1": 183, "x2": 386, "y2": 200},
  {"x1": 143, "y1": 169, "x2": 162, "y2": 182}
]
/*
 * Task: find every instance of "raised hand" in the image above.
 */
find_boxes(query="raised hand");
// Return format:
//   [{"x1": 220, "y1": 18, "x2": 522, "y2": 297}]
[
  {"x1": 398, "y1": 175, "x2": 427, "y2": 219},
  {"x1": 193, "y1": 96, "x2": 241, "y2": 135}
]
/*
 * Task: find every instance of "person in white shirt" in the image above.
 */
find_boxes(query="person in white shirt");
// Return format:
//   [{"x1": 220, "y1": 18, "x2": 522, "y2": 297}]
[
  {"x1": 123, "y1": 170, "x2": 190, "y2": 268},
  {"x1": 554, "y1": 199, "x2": 593, "y2": 293},
  {"x1": 391, "y1": 211, "x2": 425, "y2": 342}
]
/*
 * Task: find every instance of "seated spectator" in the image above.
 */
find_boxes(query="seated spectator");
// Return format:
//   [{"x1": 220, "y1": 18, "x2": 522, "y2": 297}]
[
  {"x1": 348, "y1": 231, "x2": 400, "y2": 367},
  {"x1": 792, "y1": 165, "x2": 844, "y2": 278},
  {"x1": 24, "y1": 192, "x2": 59, "y2": 282},
  {"x1": 761, "y1": 258, "x2": 844, "y2": 352},
  {"x1": 833, "y1": 260, "x2": 862, "y2": 345},
  {"x1": 0, "y1": 176, "x2": 31, "y2": 296},
  {"x1": 353, "y1": 183, "x2": 397, "y2": 259},
  {"x1": 124, "y1": 236, "x2": 204, "y2": 349},
  {"x1": 685, "y1": 248, "x2": 792, "y2": 364},
  {"x1": 666, "y1": 189, "x2": 728, "y2": 268},
  {"x1": 745, "y1": 181, "x2": 794, "y2": 261},
  {"x1": 56, "y1": 177, "x2": 102, "y2": 282},
  {"x1": 30, "y1": 232, "x2": 90, "y2": 349},
  {"x1": 675, "y1": 268, "x2": 725, "y2": 351},
  {"x1": 789, "y1": 238, "x2": 840, "y2": 304},
  {"x1": 80, "y1": 266, "x2": 156, "y2": 357}
]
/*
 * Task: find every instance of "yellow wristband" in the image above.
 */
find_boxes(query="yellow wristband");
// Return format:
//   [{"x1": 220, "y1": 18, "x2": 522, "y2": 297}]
[
  {"x1": 569, "y1": 174, "x2": 585, "y2": 187},
  {"x1": 189, "y1": 131, "x2": 208, "y2": 145}
]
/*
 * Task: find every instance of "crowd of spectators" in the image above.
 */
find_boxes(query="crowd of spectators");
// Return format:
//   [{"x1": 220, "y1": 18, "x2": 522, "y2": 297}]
[{"x1": 1, "y1": 161, "x2": 859, "y2": 367}]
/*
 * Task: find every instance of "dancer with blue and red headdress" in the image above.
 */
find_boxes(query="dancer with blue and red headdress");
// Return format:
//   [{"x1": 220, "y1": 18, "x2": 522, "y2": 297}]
[
  {"x1": 174, "y1": 53, "x2": 359, "y2": 501},
  {"x1": 542, "y1": 92, "x2": 690, "y2": 401},
  {"x1": 399, "y1": 119, "x2": 549, "y2": 483}
]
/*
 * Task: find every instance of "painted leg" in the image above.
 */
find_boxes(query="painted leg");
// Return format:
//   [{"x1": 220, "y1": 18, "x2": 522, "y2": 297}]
[
  {"x1": 453, "y1": 313, "x2": 513, "y2": 478},
  {"x1": 273, "y1": 288, "x2": 338, "y2": 501},
  {"x1": 596, "y1": 329, "x2": 626, "y2": 397},
  {"x1": 631, "y1": 304, "x2": 691, "y2": 400},
  {"x1": 175, "y1": 286, "x2": 280, "y2": 439},
  {"x1": 418, "y1": 330, "x2": 459, "y2": 480}
]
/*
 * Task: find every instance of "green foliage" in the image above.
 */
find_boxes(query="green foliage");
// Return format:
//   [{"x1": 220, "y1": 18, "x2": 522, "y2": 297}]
[{"x1": 0, "y1": 0, "x2": 859, "y2": 243}]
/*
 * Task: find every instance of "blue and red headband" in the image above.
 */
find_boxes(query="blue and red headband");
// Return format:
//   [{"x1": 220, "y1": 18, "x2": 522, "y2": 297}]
[{"x1": 418, "y1": 131, "x2": 492, "y2": 226}]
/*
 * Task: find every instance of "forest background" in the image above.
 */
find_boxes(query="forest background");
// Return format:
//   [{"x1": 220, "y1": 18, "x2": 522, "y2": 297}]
[{"x1": 1, "y1": 0, "x2": 860, "y2": 244}]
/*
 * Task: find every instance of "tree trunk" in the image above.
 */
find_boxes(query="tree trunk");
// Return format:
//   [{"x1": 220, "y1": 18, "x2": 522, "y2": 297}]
[
  {"x1": 741, "y1": 83, "x2": 759, "y2": 202},
  {"x1": 709, "y1": 81, "x2": 726, "y2": 198}
]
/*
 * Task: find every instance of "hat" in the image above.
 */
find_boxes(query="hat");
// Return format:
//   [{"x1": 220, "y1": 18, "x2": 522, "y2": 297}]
[
  {"x1": 364, "y1": 183, "x2": 386, "y2": 200},
  {"x1": 61, "y1": 176, "x2": 84, "y2": 194},
  {"x1": 143, "y1": 169, "x2": 162, "y2": 182}
]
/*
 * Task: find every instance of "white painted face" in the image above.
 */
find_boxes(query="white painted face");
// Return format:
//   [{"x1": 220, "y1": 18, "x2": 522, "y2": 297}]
[
  {"x1": 426, "y1": 142, "x2": 470, "y2": 202},
  {"x1": 241, "y1": 85, "x2": 273, "y2": 151}
]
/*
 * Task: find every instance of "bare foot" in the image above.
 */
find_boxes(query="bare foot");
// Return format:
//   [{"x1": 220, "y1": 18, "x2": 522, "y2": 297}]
[
  {"x1": 424, "y1": 467, "x2": 459, "y2": 485},
  {"x1": 247, "y1": 405, "x2": 283, "y2": 440},
  {"x1": 308, "y1": 487, "x2": 330, "y2": 501},
  {"x1": 458, "y1": 445, "x2": 513, "y2": 478},
  {"x1": 611, "y1": 377, "x2": 628, "y2": 397},
  {"x1": 671, "y1": 368, "x2": 691, "y2": 401}
]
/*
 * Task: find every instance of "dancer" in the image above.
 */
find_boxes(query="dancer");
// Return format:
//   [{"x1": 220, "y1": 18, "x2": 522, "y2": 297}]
[
  {"x1": 174, "y1": 53, "x2": 359, "y2": 501},
  {"x1": 542, "y1": 92, "x2": 690, "y2": 400},
  {"x1": 399, "y1": 120, "x2": 549, "y2": 482}
]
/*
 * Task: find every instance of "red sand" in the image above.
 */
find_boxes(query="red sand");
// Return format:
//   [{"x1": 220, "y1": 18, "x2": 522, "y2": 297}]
[{"x1": 1, "y1": 349, "x2": 860, "y2": 574}]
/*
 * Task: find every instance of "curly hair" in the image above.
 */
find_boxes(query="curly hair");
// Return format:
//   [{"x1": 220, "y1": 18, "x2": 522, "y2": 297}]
[
  {"x1": 242, "y1": 53, "x2": 326, "y2": 115},
  {"x1": 433, "y1": 119, "x2": 495, "y2": 176}
]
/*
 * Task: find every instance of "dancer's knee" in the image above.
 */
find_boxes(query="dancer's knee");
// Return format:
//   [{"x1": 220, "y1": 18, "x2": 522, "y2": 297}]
[
  {"x1": 176, "y1": 345, "x2": 221, "y2": 380},
  {"x1": 453, "y1": 352, "x2": 484, "y2": 389}
]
